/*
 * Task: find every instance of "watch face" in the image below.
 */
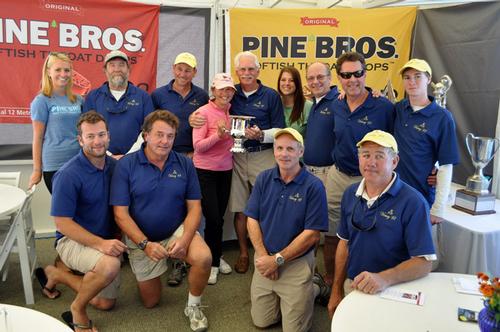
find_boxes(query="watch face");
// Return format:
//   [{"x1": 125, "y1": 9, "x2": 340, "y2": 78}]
[
  {"x1": 138, "y1": 240, "x2": 148, "y2": 250},
  {"x1": 276, "y1": 255, "x2": 285, "y2": 266}
]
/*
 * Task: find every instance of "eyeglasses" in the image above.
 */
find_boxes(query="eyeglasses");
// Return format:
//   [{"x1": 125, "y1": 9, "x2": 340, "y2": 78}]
[
  {"x1": 350, "y1": 196, "x2": 379, "y2": 232},
  {"x1": 339, "y1": 70, "x2": 365, "y2": 79},
  {"x1": 306, "y1": 74, "x2": 329, "y2": 83}
]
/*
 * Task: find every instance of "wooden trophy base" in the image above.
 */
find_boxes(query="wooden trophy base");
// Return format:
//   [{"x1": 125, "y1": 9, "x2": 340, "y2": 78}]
[{"x1": 452, "y1": 189, "x2": 496, "y2": 215}]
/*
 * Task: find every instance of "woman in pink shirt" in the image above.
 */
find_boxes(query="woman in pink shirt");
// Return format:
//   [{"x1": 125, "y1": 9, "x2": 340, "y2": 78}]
[{"x1": 193, "y1": 73, "x2": 235, "y2": 284}]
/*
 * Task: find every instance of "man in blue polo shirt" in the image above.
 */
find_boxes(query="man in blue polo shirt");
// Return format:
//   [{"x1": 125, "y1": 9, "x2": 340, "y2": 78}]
[
  {"x1": 395, "y1": 59, "x2": 459, "y2": 225},
  {"x1": 111, "y1": 110, "x2": 212, "y2": 332},
  {"x1": 83, "y1": 50, "x2": 154, "y2": 159},
  {"x1": 327, "y1": 130, "x2": 435, "y2": 318},
  {"x1": 245, "y1": 128, "x2": 328, "y2": 332},
  {"x1": 151, "y1": 52, "x2": 209, "y2": 286},
  {"x1": 324, "y1": 52, "x2": 395, "y2": 286},
  {"x1": 40, "y1": 111, "x2": 126, "y2": 331}
]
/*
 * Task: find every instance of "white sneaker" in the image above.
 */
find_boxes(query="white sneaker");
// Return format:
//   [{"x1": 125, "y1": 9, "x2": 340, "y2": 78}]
[
  {"x1": 208, "y1": 267, "x2": 219, "y2": 285},
  {"x1": 184, "y1": 303, "x2": 208, "y2": 332},
  {"x1": 219, "y1": 257, "x2": 232, "y2": 274}
]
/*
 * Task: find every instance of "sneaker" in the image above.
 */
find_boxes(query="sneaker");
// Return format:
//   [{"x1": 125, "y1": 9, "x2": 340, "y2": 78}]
[
  {"x1": 313, "y1": 272, "x2": 331, "y2": 306},
  {"x1": 219, "y1": 257, "x2": 232, "y2": 274},
  {"x1": 208, "y1": 267, "x2": 219, "y2": 285},
  {"x1": 184, "y1": 304, "x2": 208, "y2": 332},
  {"x1": 167, "y1": 259, "x2": 187, "y2": 287}
]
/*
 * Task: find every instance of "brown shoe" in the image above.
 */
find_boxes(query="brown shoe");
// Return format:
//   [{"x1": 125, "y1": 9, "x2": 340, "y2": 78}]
[{"x1": 234, "y1": 256, "x2": 249, "y2": 274}]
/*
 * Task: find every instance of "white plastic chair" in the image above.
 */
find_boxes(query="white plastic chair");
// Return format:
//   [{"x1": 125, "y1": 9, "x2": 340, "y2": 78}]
[
  {"x1": 0, "y1": 172, "x2": 21, "y2": 187},
  {"x1": 0, "y1": 185, "x2": 37, "y2": 304}
]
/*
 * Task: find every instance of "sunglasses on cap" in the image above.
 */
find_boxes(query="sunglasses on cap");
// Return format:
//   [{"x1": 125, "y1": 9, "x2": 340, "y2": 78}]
[{"x1": 339, "y1": 70, "x2": 365, "y2": 79}]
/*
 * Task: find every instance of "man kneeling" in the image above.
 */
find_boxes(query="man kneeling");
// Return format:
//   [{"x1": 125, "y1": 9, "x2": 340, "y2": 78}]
[{"x1": 111, "y1": 110, "x2": 211, "y2": 332}]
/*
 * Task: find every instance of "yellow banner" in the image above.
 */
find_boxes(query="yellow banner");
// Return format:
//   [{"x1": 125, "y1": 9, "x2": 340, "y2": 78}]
[{"x1": 229, "y1": 7, "x2": 416, "y2": 99}]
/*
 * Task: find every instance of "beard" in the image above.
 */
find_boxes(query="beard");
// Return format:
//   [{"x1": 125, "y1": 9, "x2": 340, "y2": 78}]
[{"x1": 109, "y1": 74, "x2": 127, "y2": 89}]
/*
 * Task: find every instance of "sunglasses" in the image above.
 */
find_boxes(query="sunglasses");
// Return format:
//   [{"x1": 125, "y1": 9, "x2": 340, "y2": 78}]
[
  {"x1": 350, "y1": 196, "x2": 379, "y2": 232},
  {"x1": 339, "y1": 70, "x2": 365, "y2": 79}
]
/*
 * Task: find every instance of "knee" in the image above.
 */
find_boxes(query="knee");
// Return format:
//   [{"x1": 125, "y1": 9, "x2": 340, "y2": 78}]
[
  {"x1": 92, "y1": 298, "x2": 116, "y2": 311},
  {"x1": 142, "y1": 296, "x2": 160, "y2": 309},
  {"x1": 96, "y1": 256, "x2": 121, "y2": 281}
]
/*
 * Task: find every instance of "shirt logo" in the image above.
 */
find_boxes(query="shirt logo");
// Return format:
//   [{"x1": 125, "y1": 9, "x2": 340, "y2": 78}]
[
  {"x1": 253, "y1": 101, "x2": 265, "y2": 109},
  {"x1": 319, "y1": 107, "x2": 331, "y2": 115},
  {"x1": 189, "y1": 99, "x2": 200, "y2": 107},
  {"x1": 380, "y1": 209, "x2": 397, "y2": 221},
  {"x1": 168, "y1": 170, "x2": 182, "y2": 178},
  {"x1": 289, "y1": 193, "x2": 303, "y2": 203},
  {"x1": 127, "y1": 99, "x2": 140, "y2": 107},
  {"x1": 357, "y1": 116, "x2": 372, "y2": 125},
  {"x1": 413, "y1": 122, "x2": 428, "y2": 133}
]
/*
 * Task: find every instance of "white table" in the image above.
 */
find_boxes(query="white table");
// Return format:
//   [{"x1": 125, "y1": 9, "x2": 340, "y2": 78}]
[
  {"x1": 0, "y1": 184, "x2": 26, "y2": 218},
  {"x1": 0, "y1": 304, "x2": 72, "y2": 331},
  {"x1": 439, "y1": 199, "x2": 500, "y2": 276},
  {"x1": 331, "y1": 273, "x2": 483, "y2": 332}
]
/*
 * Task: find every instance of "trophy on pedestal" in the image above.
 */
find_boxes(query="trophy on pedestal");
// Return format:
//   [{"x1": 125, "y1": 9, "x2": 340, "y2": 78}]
[
  {"x1": 453, "y1": 133, "x2": 499, "y2": 215},
  {"x1": 229, "y1": 115, "x2": 255, "y2": 153},
  {"x1": 431, "y1": 75, "x2": 453, "y2": 108}
]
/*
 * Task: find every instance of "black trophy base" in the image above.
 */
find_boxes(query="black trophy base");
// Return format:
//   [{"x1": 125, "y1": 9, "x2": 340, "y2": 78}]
[{"x1": 452, "y1": 189, "x2": 496, "y2": 215}]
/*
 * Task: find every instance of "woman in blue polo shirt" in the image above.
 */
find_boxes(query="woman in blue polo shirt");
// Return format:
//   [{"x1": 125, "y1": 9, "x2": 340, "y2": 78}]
[
  {"x1": 29, "y1": 52, "x2": 83, "y2": 193},
  {"x1": 277, "y1": 66, "x2": 312, "y2": 138}
]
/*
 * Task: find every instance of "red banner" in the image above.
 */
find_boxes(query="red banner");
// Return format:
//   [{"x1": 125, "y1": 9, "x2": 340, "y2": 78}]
[{"x1": 0, "y1": 0, "x2": 159, "y2": 124}]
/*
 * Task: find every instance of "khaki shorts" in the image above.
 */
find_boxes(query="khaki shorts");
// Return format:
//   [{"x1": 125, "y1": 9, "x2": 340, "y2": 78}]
[
  {"x1": 126, "y1": 224, "x2": 185, "y2": 282},
  {"x1": 250, "y1": 251, "x2": 315, "y2": 332},
  {"x1": 56, "y1": 237, "x2": 120, "y2": 299},
  {"x1": 305, "y1": 165, "x2": 331, "y2": 185},
  {"x1": 229, "y1": 148, "x2": 275, "y2": 213},
  {"x1": 325, "y1": 166, "x2": 362, "y2": 236}
]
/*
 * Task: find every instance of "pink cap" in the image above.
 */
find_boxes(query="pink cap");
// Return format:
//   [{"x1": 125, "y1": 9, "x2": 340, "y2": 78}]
[{"x1": 212, "y1": 73, "x2": 236, "y2": 90}]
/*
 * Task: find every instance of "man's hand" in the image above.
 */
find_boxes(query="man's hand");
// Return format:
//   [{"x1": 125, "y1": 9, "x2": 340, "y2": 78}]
[
  {"x1": 245, "y1": 125, "x2": 262, "y2": 140},
  {"x1": 254, "y1": 254, "x2": 278, "y2": 279},
  {"x1": 351, "y1": 271, "x2": 388, "y2": 294},
  {"x1": 144, "y1": 241, "x2": 169, "y2": 262},
  {"x1": 327, "y1": 290, "x2": 343, "y2": 319},
  {"x1": 166, "y1": 238, "x2": 189, "y2": 260},
  {"x1": 189, "y1": 111, "x2": 206, "y2": 129},
  {"x1": 97, "y1": 239, "x2": 127, "y2": 257},
  {"x1": 427, "y1": 167, "x2": 438, "y2": 186},
  {"x1": 430, "y1": 214, "x2": 444, "y2": 225}
]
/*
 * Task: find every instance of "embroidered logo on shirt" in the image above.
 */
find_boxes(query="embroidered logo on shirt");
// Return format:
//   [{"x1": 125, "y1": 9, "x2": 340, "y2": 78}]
[
  {"x1": 189, "y1": 99, "x2": 200, "y2": 107},
  {"x1": 289, "y1": 193, "x2": 303, "y2": 202},
  {"x1": 168, "y1": 170, "x2": 182, "y2": 178},
  {"x1": 380, "y1": 209, "x2": 397, "y2": 221},
  {"x1": 319, "y1": 108, "x2": 331, "y2": 115},
  {"x1": 127, "y1": 99, "x2": 140, "y2": 107},
  {"x1": 413, "y1": 122, "x2": 428, "y2": 133},
  {"x1": 357, "y1": 116, "x2": 372, "y2": 125},
  {"x1": 253, "y1": 101, "x2": 265, "y2": 109}
]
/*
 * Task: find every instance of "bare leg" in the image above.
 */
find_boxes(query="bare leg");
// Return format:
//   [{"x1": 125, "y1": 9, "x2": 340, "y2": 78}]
[
  {"x1": 138, "y1": 277, "x2": 162, "y2": 308},
  {"x1": 323, "y1": 235, "x2": 339, "y2": 286},
  {"x1": 185, "y1": 234, "x2": 212, "y2": 296}
]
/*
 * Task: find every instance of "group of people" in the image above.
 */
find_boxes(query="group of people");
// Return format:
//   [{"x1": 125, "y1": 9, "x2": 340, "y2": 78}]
[{"x1": 29, "y1": 47, "x2": 459, "y2": 332}]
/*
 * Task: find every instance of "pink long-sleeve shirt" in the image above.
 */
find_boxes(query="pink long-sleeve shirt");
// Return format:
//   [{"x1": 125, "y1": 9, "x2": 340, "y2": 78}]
[{"x1": 192, "y1": 100, "x2": 233, "y2": 171}]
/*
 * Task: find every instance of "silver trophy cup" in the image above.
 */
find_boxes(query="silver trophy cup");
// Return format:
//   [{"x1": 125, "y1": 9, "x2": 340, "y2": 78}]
[
  {"x1": 465, "y1": 133, "x2": 500, "y2": 194},
  {"x1": 431, "y1": 75, "x2": 453, "y2": 108},
  {"x1": 229, "y1": 115, "x2": 255, "y2": 153}
]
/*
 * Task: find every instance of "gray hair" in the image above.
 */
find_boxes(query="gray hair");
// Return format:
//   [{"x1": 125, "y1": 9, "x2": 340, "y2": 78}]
[{"x1": 234, "y1": 51, "x2": 260, "y2": 69}]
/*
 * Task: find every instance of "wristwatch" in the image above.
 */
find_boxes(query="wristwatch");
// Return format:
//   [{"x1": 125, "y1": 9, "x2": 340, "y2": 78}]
[
  {"x1": 274, "y1": 253, "x2": 285, "y2": 266},
  {"x1": 138, "y1": 239, "x2": 149, "y2": 250}
]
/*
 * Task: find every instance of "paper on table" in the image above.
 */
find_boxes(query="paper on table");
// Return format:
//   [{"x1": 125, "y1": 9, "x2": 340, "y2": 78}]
[
  {"x1": 452, "y1": 277, "x2": 481, "y2": 295},
  {"x1": 379, "y1": 287, "x2": 425, "y2": 306}
]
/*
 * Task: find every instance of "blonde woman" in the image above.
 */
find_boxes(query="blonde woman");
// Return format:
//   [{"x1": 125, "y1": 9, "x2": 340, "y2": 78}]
[{"x1": 29, "y1": 52, "x2": 83, "y2": 193}]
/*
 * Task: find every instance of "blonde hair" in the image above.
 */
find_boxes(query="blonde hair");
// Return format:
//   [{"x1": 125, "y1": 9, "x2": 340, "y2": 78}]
[{"x1": 41, "y1": 52, "x2": 77, "y2": 103}]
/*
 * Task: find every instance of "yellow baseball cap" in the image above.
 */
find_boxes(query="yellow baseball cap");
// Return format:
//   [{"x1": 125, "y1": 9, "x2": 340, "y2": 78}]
[
  {"x1": 104, "y1": 50, "x2": 128, "y2": 64},
  {"x1": 357, "y1": 130, "x2": 398, "y2": 153},
  {"x1": 274, "y1": 127, "x2": 304, "y2": 145},
  {"x1": 399, "y1": 58, "x2": 432, "y2": 77},
  {"x1": 174, "y1": 52, "x2": 197, "y2": 68}
]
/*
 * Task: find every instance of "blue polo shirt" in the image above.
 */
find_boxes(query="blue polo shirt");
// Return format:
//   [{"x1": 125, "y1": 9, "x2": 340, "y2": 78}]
[
  {"x1": 110, "y1": 146, "x2": 201, "y2": 241},
  {"x1": 244, "y1": 165, "x2": 328, "y2": 254},
  {"x1": 151, "y1": 80, "x2": 209, "y2": 153},
  {"x1": 338, "y1": 175, "x2": 435, "y2": 280},
  {"x1": 332, "y1": 91, "x2": 395, "y2": 176},
  {"x1": 231, "y1": 81, "x2": 285, "y2": 149},
  {"x1": 303, "y1": 87, "x2": 340, "y2": 167},
  {"x1": 83, "y1": 82, "x2": 154, "y2": 155},
  {"x1": 51, "y1": 150, "x2": 117, "y2": 241},
  {"x1": 394, "y1": 97, "x2": 459, "y2": 205}
]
